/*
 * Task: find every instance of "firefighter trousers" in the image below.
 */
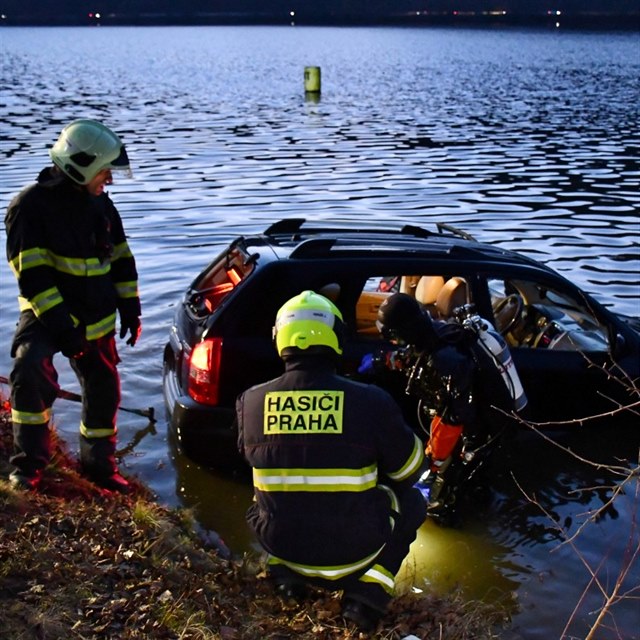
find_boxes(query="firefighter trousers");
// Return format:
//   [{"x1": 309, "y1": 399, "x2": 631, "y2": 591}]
[
  {"x1": 9, "y1": 321, "x2": 121, "y2": 481},
  {"x1": 268, "y1": 485, "x2": 427, "y2": 612}
]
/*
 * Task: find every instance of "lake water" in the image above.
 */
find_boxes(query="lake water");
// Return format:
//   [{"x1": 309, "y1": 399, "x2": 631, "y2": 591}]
[{"x1": 1, "y1": 25, "x2": 638, "y2": 639}]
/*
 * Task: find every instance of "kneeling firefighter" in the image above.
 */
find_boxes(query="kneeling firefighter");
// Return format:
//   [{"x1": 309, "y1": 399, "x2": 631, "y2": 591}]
[
  {"x1": 5, "y1": 119, "x2": 141, "y2": 493},
  {"x1": 236, "y1": 291, "x2": 427, "y2": 632},
  {"x1": 374, "y1": 293, "x2": 527, "y2": 510}
]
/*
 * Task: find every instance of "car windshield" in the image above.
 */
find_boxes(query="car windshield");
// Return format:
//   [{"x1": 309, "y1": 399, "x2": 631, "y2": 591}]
[{"x1": 488, "y1": 277, "x2": 609, "y2": 352}]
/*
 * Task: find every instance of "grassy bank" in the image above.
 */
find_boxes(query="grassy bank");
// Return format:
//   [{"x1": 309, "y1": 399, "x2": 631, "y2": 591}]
[{"x1": 0, "y1": 395, "x2": 504, "y2": 639}]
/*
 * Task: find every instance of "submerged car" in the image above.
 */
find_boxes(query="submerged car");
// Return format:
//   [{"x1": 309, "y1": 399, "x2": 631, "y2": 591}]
[{"x1": 163, "y1": 218, "x2": 640, "y2": 468}]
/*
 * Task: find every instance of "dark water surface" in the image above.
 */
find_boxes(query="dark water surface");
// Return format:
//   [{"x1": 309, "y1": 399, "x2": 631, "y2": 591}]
[{"x1": 1, "y1": 25, "x2": 638, "y2": 639}]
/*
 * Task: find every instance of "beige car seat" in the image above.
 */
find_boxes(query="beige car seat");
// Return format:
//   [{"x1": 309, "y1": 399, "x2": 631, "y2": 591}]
[
  {"x1": 414, "y1": 275, "x2": 445, "y2": 316},
  {"x1": 435, "y1": 277, "x2": 469, "y2": 318},
  {"x1": 415, "y1": 276, "x2": 445, "y2": 305},
  {"x1": 355, "y1": 290, "x2": 390, "y2": 335}
]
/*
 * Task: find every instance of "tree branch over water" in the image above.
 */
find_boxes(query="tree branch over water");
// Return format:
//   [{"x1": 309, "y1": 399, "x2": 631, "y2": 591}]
[{"x1": 503, "y1": 360, "x2": 639, "y2": 640}]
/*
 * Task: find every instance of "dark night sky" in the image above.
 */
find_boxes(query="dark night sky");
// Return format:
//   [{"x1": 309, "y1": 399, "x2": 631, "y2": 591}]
[{"x1": 1, "y1": 0, "x2": 638, "y2": 25}]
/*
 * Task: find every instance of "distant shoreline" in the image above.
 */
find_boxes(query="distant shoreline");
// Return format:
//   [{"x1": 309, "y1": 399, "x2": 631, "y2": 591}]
[{"x1": 2, "y1": 14, "x2": 639, "y2": 30}]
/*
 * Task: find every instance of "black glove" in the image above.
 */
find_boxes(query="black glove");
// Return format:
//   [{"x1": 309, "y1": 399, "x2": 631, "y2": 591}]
[
  {"x1": 58, "y1": 327, "x2": 88, "y2": 359},
  {"x1": 119, "y1": 314, "x2": 141, "y2": 346}
]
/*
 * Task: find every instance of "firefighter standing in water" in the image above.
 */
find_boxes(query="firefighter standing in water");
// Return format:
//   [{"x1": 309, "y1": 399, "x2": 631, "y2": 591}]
[
  {"x1": 5, "y1": 119, "x2": 141, "y2": 493},
  {"x1": 236, "y1": 291, "x2": 427, "y2": 632}
]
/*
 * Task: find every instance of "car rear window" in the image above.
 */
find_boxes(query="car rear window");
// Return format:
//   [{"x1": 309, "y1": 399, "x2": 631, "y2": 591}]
[{"x1": 186, "y1": 247, "x2": 255, "y2": 318}]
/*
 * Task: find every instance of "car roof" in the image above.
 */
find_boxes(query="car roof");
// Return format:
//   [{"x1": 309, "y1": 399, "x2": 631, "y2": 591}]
[{"x1": 235, "y1": 217, "x2": 550, "y2": 273}]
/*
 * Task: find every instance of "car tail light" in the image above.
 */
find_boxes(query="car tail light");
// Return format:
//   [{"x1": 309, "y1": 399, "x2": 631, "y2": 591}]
[{"x1": 188, "y1": 338, "x2": 223, "y2": 405}]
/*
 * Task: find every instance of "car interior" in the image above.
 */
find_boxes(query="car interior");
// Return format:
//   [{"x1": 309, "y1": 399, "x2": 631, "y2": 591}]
[
  {"x1": 352, "y1": 273, "x2": 609, "y2": 353},
  {"x1": 354, "y1": 274, "x2": 472, "y2": 337},
  {"x1": 186, "y1": 247, "x2": 256, "y2": 319},
  {"x1": 487, "y1": 277, "x2": 610, "y2": 352}
]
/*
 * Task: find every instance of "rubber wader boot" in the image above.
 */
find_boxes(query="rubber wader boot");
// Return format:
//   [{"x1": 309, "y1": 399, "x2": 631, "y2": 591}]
[
  {"x1": 9, "y1": 422, "x2": 52, "y2": 491},
  {"x1": 80, "y1": 434, "x2": 129, "y2": 493}
]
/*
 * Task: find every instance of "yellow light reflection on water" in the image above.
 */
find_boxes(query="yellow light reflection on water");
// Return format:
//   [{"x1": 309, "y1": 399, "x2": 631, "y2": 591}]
[{"x1": 397, "y1": 518, "x2": 519, "y2": 606}]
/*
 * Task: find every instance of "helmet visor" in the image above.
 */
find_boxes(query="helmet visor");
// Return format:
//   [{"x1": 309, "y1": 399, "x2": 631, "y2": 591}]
[{"x1": 105, "y1": 145, "x2": 132, "y2": 178}]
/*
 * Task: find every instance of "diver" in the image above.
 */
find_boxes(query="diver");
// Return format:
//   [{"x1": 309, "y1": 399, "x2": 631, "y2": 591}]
[{"x1": 367, "y1": 292, "x2": 527, "y2": 512}]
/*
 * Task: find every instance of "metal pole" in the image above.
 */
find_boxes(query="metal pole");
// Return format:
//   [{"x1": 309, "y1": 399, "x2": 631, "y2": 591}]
[{"x1": 0, "y1": 375, "x2": 155, "y2": 422}]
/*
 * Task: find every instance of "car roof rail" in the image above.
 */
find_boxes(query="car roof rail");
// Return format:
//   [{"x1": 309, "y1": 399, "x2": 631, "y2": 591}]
[
  {"x1": 263, "y1": 217, "x2": 477, "y2": 244},
  {"x1": 264, "y1": 218, "x2": 306, "y2": 235},
  {"x1": 400, "y1": 223, "x2": 478, "y2": 242},
  {"x1": 436, "y1": 222, "x2": 477, "y2": 242},
  {"x1": 400, "y1": 224, "x2": 435, "y2": 239},
  {"x1": 289, "y1": 238, "x2": 337, "y2": 258}
]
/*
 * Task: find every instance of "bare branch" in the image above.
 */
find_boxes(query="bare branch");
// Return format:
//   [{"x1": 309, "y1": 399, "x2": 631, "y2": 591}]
[{"x1": 506, "y1": 360, "x2": 639, "y2": 640}]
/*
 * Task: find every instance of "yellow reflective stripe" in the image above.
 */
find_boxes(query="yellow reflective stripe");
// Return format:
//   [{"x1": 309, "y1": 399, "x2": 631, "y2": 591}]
[
  {"x1": 11, "y1": 408, "x2": 51, "y2": 425},
  {"x1": 85, "y1": 258, "x2": 110, "y2": 276},
  {"x1": 253, "y1": 464, "x2": 378, "y2": 492},
  {"x1": 9, "y1": 247, "x2": 52, "y2": 275},
  {"x1": 52, "y1": 254, "x2": 109, "y2": 277},
  {"x1": 17, "y1": 299, "x2": 114, "y2": 340},
  {"x1": 80, "y1": 421, "x2": 117, "y2": 439},
  {"x1": 21, "y1": 288, "x2": 64, "y2": 317},
  {"x1": 360, "y1": 563, "x2": 395, "y2": 594},
  {"x1": 387, "y1": 434, "x2": 424, "y2": 482},
  {"x1": 112, "y1": 241, "x2": 133, "y2": 261},
  {"x1": 377, "y1": 484, "x2": 400, "y2": 513},
  {"x1": 267, "y1": 546, "x2": 383, "y2": 581},
  {"x1": 85, "y1": 312, "x2": 117, "y2": 340},
  {"x1": 10, "y1": 248, "x2": 110, "y2": 277},
  {"x1": 115, "y1": 280, "x2": 139, "y2": 299}
]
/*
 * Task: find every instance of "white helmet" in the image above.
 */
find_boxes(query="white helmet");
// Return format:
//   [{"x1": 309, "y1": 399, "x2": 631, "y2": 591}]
[{"x1": 49, "y1": 119, "x2": 131, "y2": 185}]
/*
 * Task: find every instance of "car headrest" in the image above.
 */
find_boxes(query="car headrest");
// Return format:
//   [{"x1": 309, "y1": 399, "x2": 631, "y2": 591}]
[
  {"x1": 415, "y1": 275, "x2": 445, "y2": 306},
  {"x1": 399, "y1": 275, "x2": 421, "y2": 297},
  {"x1": 435, "y1": 277, "x2": 469, "y2": 317},
  {"x1": 318, "y1": 283, "x2": 341, "y2": 303}
]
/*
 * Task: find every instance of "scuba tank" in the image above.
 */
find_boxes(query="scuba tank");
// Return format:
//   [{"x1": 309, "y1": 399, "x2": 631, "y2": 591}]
[{"x1": 461, "y1": 313, "x2": 528, "y2": 412}]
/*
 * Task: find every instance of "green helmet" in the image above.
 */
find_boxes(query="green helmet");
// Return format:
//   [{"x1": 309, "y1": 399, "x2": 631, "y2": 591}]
[
  {"x1": 274, "y1": 290, "x2": 344, "y2": 356},
  {"x1": 49, "y1": 119, "x2": 131, "y2": 185}
]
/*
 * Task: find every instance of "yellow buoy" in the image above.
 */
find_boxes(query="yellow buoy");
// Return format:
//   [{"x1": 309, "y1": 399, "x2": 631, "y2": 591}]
[{"x1": 304, "y1": 66, "x2": 321, "y2": 94}]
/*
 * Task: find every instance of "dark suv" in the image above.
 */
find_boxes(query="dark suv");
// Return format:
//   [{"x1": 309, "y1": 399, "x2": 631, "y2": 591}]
[{"x1": 163, "y1": 218, "x2": 640, "y2": 468}]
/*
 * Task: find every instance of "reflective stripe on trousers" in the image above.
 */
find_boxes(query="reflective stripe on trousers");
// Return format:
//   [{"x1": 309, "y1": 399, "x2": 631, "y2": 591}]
[
  {"x1": 266, "y1": 485, "x2": 426, "y2": 611},
  {"x1": 9, "y1": 319, "x2": 120, "y2": 439}
]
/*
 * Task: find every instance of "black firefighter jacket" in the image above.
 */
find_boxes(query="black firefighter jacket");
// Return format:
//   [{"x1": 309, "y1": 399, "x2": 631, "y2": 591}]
[
  {"x1": 5, "y1": 167, "x2": 140, "y2": 346},
  {"x1": 236, "y1": 354, "x2": 425, "y2": 574}
]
